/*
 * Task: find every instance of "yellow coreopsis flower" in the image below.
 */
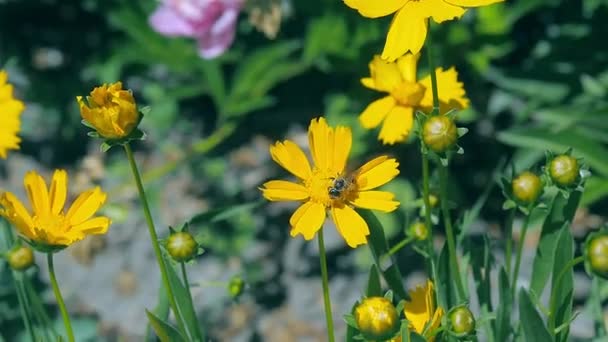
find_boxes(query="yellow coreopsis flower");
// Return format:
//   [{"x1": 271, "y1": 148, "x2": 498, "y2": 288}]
[
  {"x1": 360, "y1": 53, "x2": 468, "y2": 145},
  {"x1": 77, "y1": 82, "x2": 140, "y2": 140},
  {"x1": 260, "y1": 117, "x2": 400, "y2": 248},
  {"x1": 344, "y1": 0, "x2": 504, "y2": 61},
  {"x1": 0, "y1": 169, "x2": 111, "y2": 248},
  {"x1": 0, "y1": 70, "x2": 25, "y2": 159},
  {"x1": 404, "y1": 280, "x2": 444, "y2": 341}
]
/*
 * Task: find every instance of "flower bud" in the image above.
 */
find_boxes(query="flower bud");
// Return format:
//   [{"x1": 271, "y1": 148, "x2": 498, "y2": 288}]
[
  {"x1": 449, "y1": 306, "x2": 476, "y2": 336},
  {"x1": 354, "y1": 297, "x2": 399, "y2": 340},
  {"x1": 166, "y1": 231, "x2": 198, "y2": 262},
  {"x1": 428, "y1": 194, "x2": 439, "y2": 208},
  {"x1": 511, "y1": 171, "x2": 542, "y2": 205},
  {"x1": 228, "y1": 275, "x2": 245, "y2": 300},
  {"x1": 549, "y1": 155, "x2": 579, "y2": 187},
  {"x1": 77, "y1": 82, "x2": 141, "y2": 140},
  {"x1": 7, "y1": 246, "x2": 35, "y2": 271},
  {"x1": 586, "y1": 233, "x2": 608, "y2": 279},
  {"x1": 408, "y1": 221, "x2": 429, "y2": 241},
  {"x1": 422, "y1": 116, "x2": 458, "y2": 153}
]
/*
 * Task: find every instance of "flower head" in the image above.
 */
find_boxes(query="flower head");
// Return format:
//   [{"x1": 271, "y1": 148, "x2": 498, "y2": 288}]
[
  {"x1": 166, "y1": 231, "x2": 199, "y2": 262},
  {"x1": 344, "y1": 0, "x2": 504, "y2": 61},
  {"x1": 585, "y1": 231, "x2": 608, "y2": 280},
  {"x1": 448, "y1": 305, "x2": 476, "y2": 336},
  {"x1": 548, "y1": 154, "x2": 580, "y2": 187},
  {"x1": 404, "y1": 280, "x2": 443, "y2": 341},
  {"x1": 7, "y1": 245, "x2": 35, "y2": 271},
  {"x1": 0, "y1": 169, "x2": 111, "y2": 249},
  {"x1": 360, "y1": 54, "x2": 468, "y2": 144},
  {"x1": 0, "y1": 70, "x2": 25, "y2": 159},
  {"x1": 355, "y1": 297, "x2": 400, "y2": 340},
  {"x1": 149, "y1": 0, "x2": 243, "y2": 59},
  {"x1": 260, "y1": 117, "x2": 400, "y2": 248},
  {"x1": 511, "y1": 171, "x2": 542, "y2": 205},
  {"x1": 77, "y1": 82, "x2": 141, "y2": 140}
]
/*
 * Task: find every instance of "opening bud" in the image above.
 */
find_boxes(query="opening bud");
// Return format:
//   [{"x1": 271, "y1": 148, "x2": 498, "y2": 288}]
[
  {"x1": 7, "y1": 245, "x2": 35, "y2": 271},
  {"x1": 422, "y1": 115, "x2": 458, "y2": 153},
  {"x1": 166, "y1": 231, "x2": 198, "y2": 262},
  {"x1": 549, "y1": 155, "x2": 579, "y2": 187},
  {"x1": 511, "y1": 171, "x2": 542, "y2": 205},
  {"x1": 585, "y1": 233, "x2": 608, "y2": 279},
  {"x1": 354, "y1": 297, "x2": 400, "y2": 340},
  {"x1": 449, "y1": 305, "x2": 476, "y2": 337}
]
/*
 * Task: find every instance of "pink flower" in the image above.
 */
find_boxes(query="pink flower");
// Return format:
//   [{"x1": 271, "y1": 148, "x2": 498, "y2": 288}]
[{"x1": 149, "y1": 0, "x2": 243, "y2": 59}]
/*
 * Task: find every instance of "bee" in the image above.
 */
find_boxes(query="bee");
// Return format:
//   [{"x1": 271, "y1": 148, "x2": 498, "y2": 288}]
[{"x1": 328, "y1": 174, "x2": 355, "y2": 199}]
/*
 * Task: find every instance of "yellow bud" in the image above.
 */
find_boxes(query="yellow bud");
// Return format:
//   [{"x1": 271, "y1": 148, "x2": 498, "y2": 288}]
[
  {"x1": 77, "y1": 82, "x2": 140, "y2": 139},
  {"x1": 228, "y1": 275, "x2": 245, "y2": 300},
  {"x1": 549, "y1": 155, "x2": 579, "y2": 187},
  {"x1": 511, "y1": 171, "x2": 542, "y2": 204},
  {"x1": 408, "y1": 221, "x2": 429, "y2": 241},
  {"x1": 449, "y1": 306, "x2": 476, "y2": 336},
  {"x1": 354, "y1": 297, "x2": 399, "y2": 340},
  {"x1": 428, "y1": 194, "x2": 439, "y2": 208},
  {"x1": 422, "y1": 116, "x2": 458, "y2": 153},
  {"x1": 7, "y1": 246, "x2": 35, "y2": 271},
  {"x1": 166, "y1": 232, "x2": 198, "y2": 262},
  {"x1": 587, "y1": 234, "x2": 608, "y2": 279}
]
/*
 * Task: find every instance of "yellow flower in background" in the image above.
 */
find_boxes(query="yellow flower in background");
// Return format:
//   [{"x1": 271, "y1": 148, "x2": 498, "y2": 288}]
[
  {"x1": 344, "y1": 0, "x2": 504, "y2": 61},
  {"x1": 360, "y1": 53, "x2": 468, "y2": 145},
  {"x1": 261, "y1": 117, "x2": 400, "y2": 248},
  {"x1": 77, "y1": 82, "x2": 140, "y2": 140},
  {"x1": 0, "y1": 70, "x2": 25, "y2": 159},
  {"x1": 404, "y1": 280, "x2": 444, "y2": 341},
  {"x1": 0, "y1": 169, "x2": 111, "y2": 248}
]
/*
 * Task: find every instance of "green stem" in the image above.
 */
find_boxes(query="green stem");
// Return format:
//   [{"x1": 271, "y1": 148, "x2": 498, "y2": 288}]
[
  {"x1": 505, "y1": 208, "x2": 516, "y2": 278},
  {"x1": 180, "y1": 262, "x2": 198, "y2": 333},
  {"x1": 426, "y1": 21, "x2": 440, "y2": 114},
  {"x1": 592, "y1": 277, "x2": 607, "y2": 337},
  {"x1": 14, "y1": 273, "x2": 36, "y2": 342},
  {"x1": 511, "y1": 212, "x2": 532, "y2": 297},
  {"x1": 25, "y1": 277, "x2": 58, "y2": 339},
  {"x1": 123, "y1": 143, "x2": 186, "y2": 334},
  {"x1": 439, "y1": 163, "x2": 466, "y2": 301},
  {"x1": 548, "y1": 255, "x2": 584, "y2": 334},
  {"x1": 47, "y1": 253, "x2": 74, "y2": 342},
  {"x1": 387, "y1": 236, "x2": 415, "y2": 258},
  {"x1": 422, "y1": 150, "x2": 441, "y2": 307},
  {"x1": 318, "y1": 229, "x2": 335, "y2": 342}
]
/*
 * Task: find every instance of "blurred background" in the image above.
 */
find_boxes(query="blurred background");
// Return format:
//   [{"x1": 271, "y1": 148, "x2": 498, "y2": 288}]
[{"x1": 1, "y1": 0, "x2": 607, "y2": 340}]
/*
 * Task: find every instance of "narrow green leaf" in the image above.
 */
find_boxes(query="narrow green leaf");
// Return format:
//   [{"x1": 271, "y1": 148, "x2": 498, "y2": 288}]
[
  {"x1": 366, "y1": 264, "x2": 382, "y2": 297},
  {"x1": 494, "y1": 268, "x2": 512, "y2": 341},
  {"x1": 468, "y1": 236, "x2": 492, "y2": 312},
  {"x1": 436, "y1": 243, "x2": 454, "y2": 309},
  {"x1": 550, "y1": 223, "x2": 575, "y2": 342},
  {"x1": 345, "y1": 304, "x2": 358, "y2": 341},
  {"x1": 519, "y1": 289, "x2": 552, "y2": 342},
  {"x1": 145, "y1": 309, "x2": 186, "y2": 342},
  {"x1": 359, "y1": 209, "x2": 409, "y2": 301},
  {"x1": 530, "y1": 190, "x2": 582, "y2": 296}
]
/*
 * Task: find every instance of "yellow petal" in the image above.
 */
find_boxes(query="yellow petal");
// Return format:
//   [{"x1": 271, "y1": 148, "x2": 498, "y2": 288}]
[
  {"x1": 445, "y1": 0, "x2": 504, "y2": 7},
  {"x1": 343, "y1": 0, "x2": 407, "y2": 18},
  {"x1": 383, "y1": 9, "x2": 428, "y2": 60},
  {"x1": 72, "y1": 216, "x2": 111, "y2": 235},
  {"x1": 355, "y1": 156, "x2": 400, "y2": 191},
  {"x1": 331, "y1": 125, "x2": 352, "y2": 175},
  {"x1": 359, "y1": 96, "x2": 395, "y2": 129},
  {"x1": 351, "y1": 191, "x2": 400, "y2": 212},
  {"x1": 65, "y1": 187, "x2": 107, "y2": 225},
  {"x1": 330, "y1": 205, "x2": 369, "y2": 248},
  {"x1": 397, "y1": 53, "x2": 420, "y2": 83},
  {"x1": 378, "y1": 105, "x2": 414, "y2": 145},
  {"x1": 360, "y1": 77, "x2": 377, "y2": 90},
  {"x1": 23, "y1": 171, "x2": 50, "y2": 215},
  {"x1": 419, "y1": 67, "x2": 469, "y2": 113},
  {"x1": 48, "y1": 169, "x2": 67, "y2": 215},
  {"x1": 412, "y1": 0, "x2": 467, "y2": 23},
  {"x1": 0, "y1": 192, "x2": 35, "y2": 239},
  {"x1": 367, "y1": 55, "x2": 403, "y2": 92},
  {"x1": 261, "y1": 180, "x2": 309, "y2": 201},
  {"x1": 426, "y1": 307, "x2": 444, "y2": 341},
  {"x1": 404, "y1": 281, "x2": 434, "y2": 334},
  {"x1": 269, "y1": 140, "x2": 312, "y2": 180},
  {"x1": 308, "y1": 117, "x2": 332, "y2": 171},
  {"x1": 289, "y1": 201, "x2": 326, "y2": 240}
]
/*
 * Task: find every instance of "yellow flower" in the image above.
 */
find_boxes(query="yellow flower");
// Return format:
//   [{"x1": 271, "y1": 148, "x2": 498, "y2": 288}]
[
  {"x1": 355, "y1": 297, "x2": 400, "y2": 340},
  {"x1": 404, "y1": 280, "x2": 444, "y2": 341},
  {"x1": 0, "y1": 169, "x2": 111, "y2": 248},
  {"x1": 0, "y1": 70, "x2": 25, "y2": 159},
  {"x1": 344, "y1": 0, "x2": 504, "y2": 61},
  {"x1": 360, "y1": 53, "x2": 468, "y2": 145},
  {"x1": 260, "y1": 117, "x2": 400, "y2": 248},
  {"x1": 77, "y1": 82, "x2": 140, "y2": 140}
]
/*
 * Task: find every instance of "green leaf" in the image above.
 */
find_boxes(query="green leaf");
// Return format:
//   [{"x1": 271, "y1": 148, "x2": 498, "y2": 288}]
[
  {"x1": 519, "y1": 289, "x2": 552, "y2": 342},
  {"x1": 345, "y1": 303, "x2": 359, "y2": 341},
  {"x1": 366, "y1": 264, "x2": 382, "y2": 297},
  {"x1": 468, "y1": 236, "x2": 492, "y2": 312},
  {"x1": 494, "y1": 268, "x2": 512, "y2": 342},
  {"x1": 359, "y1": 209, "x2": 409, "y2": 301},
  {"x1": 146, "y1": 309, "x2": 186, "y2": 342},
  {"x1": 222, "y1": 95, "x2": 276, "y2": 118},
  {"x1": 436, "y1": 243, "x2": 454, "y2": 309},
  {"x1": 189, "y1": 201, "x2": 262, "y2": 226},
  {"x1": 530, "y1": 190, "x2": 582, "y2": 296},
  {"x1": 550, "y1": 223, "x2": 575, "y2": 342},
  {"x1": 164, "y1": 258, "x2": 205, "y2": 341},
  {"x1": 581, "y1": 176, "x2": 608, "y2": 206}
]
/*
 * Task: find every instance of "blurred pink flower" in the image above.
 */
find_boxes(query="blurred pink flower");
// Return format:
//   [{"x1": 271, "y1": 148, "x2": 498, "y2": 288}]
[{"x1": 149, "y1": 0, "x2": 243, "y2": 59}]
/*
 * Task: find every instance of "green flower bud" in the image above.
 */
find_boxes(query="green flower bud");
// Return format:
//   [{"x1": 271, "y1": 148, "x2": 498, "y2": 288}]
[
  {"x1": 586, "y1": 233, "x2": 608, "y2": 279},
  {"x1": 354, "y1": 297, "x2": 399, "y2": 340},
  {"x1": 428, "y1": 194, "x2": 439, "y2": 208},
  {"x1": 228, "y1": 275, "x2": 245, "y2": 300},
  {"x1": 166, "y1": 231, "x2": 198, "y2": 262},
  {"x1": 549, "y1": 155, "x2": 579, "y2": 187},
  {"x1": 511, "y1": 171, "x2": 542, "y2": 204},
  {"x1": 408, "y1": 221, "x2": 429, "y2": 241},
  {"x1": 449, "y1": 306, "x2": 476, "y2": 337},
  {"x1": 422, "y1": 116, "x2": 458, "y2": 153},
  {"x1": 7, "y1": 246, "x2": 35, "y2": 271}
]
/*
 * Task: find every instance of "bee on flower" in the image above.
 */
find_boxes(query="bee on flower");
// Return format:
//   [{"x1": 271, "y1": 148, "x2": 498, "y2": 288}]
[{"x1": 260, "y1": 117, "x2": 400, "y2": 248}]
